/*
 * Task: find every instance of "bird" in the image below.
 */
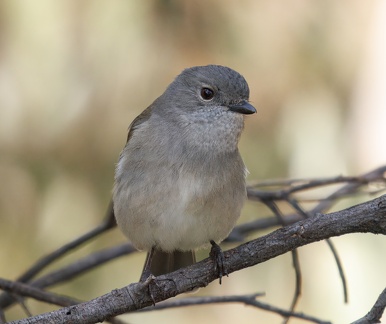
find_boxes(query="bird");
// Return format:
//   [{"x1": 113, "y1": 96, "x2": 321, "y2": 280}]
[{"x1": 113, "y1": 65, "x2": 256, "y2": 282}]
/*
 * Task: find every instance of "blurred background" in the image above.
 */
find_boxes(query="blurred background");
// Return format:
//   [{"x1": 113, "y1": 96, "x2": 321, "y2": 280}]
[{"x1": 0, "y1": 1, "x2": 385, "y2": 323}]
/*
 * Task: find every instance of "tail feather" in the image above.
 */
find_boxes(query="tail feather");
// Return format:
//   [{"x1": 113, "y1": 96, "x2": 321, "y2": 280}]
[{"x1": 141, "y1": 250, "x2": 196, "y2": 279}]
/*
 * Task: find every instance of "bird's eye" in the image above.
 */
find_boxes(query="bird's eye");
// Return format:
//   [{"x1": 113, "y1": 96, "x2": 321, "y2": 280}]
[{"x1": 200, "y1": 87, "x2": 215, "y2": 101}]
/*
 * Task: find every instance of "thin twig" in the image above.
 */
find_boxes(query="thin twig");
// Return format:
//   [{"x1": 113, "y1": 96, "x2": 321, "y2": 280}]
[
  {"x1": 19, "y1": 202, "x2": 115, "y2": 284},
  {"x1": 289, "y1": 249, "x2": 302, "y2": 314},
  {"x1": 140, "y1": 293, "x2": 330, "y2": 324},
  {"x1": 287, "y1": 197, "x2": 348, "y2": 304},
  {"x1": 262, "y1": 199, "x2": 304, "y2": 321},
  {"x1": 0, "y1": 278, "x2": 80, "y2": 307},
  {"x1": 242, "y1": 166, "x2": 386, "y2": 234},
  {"x1": 0, "y1": 244, "x2": 135, "y2": 310},
  {"x1": 0, "y1": 203, "x2": 116, "y2": 309},
  {"x1": 10, "y1": 295, "x2": 32, "y2": 318},
  {"x1": 324, "y1": 239, "x2": 348, "y2": 303},
  {"x1": 31, "y1": 243, "x2": 135, "y2": 289}
]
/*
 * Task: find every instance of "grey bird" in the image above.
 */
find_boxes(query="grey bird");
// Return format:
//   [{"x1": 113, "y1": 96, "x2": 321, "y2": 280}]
[{"x1": 113, "y1": 65, "x2": 256, "y2": 281}]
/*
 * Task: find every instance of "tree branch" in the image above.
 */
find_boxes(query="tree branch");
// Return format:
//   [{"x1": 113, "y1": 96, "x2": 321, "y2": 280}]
[
  {"x1": 8, "y1": 194, "x2": 386, "y2": 324},
  {"x1": 352, "y1": 287, "x2": 386, "y2": 324}
]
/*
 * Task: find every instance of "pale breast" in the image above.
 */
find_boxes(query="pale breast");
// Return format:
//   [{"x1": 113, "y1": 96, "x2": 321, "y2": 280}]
[{"x1": 113, "y1": 109, "x2": 247, "y2": 252}]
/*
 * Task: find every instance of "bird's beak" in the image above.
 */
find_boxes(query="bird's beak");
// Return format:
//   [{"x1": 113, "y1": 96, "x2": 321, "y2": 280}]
[{"x1": 229, "y1": 100, "x2": 256, "y2": 115}]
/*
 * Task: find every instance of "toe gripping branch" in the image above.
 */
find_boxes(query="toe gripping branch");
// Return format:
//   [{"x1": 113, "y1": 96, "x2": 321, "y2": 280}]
[{"x1": 210, "y1": 240, "x2": 228, "y2": 284}]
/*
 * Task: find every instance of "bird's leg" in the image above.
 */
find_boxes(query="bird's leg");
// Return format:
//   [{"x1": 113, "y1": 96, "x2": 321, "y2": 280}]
[
  {"x1": 139, "y1": 247, "x2": 158, "y2": 305},
  {"x1": 140, "y1": 246, "x2": 155, "y2": 282},
  {"x1": 209, "y1": 240, "x2": 227, "y2": 284}
]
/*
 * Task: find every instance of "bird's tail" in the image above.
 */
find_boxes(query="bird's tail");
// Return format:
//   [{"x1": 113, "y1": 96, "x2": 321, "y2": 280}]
[{"x1": 141, "y1": 249, "x2": 196, "y2": 279}]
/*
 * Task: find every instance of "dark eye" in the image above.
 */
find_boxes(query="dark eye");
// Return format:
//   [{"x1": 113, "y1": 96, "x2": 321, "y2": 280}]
[{"x1": 200, "y1": 87, "x2": 215, "y2": 100}]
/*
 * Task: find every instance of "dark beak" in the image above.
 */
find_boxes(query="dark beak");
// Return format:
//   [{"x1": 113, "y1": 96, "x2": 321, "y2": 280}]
[{"x1": 229, "y1": 100, "x2": 256, "y2": 115}]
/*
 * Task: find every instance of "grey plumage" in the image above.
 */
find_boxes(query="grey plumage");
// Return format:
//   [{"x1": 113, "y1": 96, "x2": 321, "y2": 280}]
[{"x1": 113, "y1": 65, "x2": 255, "y2": 278}]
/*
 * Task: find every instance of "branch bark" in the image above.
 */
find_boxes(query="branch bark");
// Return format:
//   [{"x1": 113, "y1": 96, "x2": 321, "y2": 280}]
[
  {"x1": 352, "y1": 287, "x2": 386, "y2": 324},
  {"x1": 7, "y1": 194, "x2": 386, "y2": 324}
]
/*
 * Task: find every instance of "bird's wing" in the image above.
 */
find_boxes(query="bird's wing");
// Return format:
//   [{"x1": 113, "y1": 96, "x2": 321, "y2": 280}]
[{"x1": 126, "y1": 104, "x2": 155, "y2": 143}]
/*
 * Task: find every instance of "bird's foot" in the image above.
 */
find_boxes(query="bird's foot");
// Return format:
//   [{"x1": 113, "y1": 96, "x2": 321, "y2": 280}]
[
  {"x1": 140, "y1": 274, "x2": 158, "y2": 305},
  {"x1": 209, "y1": 240, "x2": 228, "y2": 284}
]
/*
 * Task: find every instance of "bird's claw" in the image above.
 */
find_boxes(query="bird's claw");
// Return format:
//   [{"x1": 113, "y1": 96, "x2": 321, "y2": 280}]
[{"x1": 209, "y1": 240, "x2": 228, "y2": 284}]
